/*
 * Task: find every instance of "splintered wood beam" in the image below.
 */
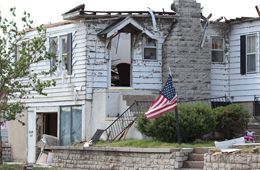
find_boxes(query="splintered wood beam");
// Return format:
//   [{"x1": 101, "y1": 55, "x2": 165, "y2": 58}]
[
  {"x1": 207, "y1": 13, "x2": 212, "y2": 20},
  {"x1": 216, "y1": 16, "x2": 224, "y2": 22},
  {"x1": 255, "y1": 6, "x2": 260, "y2": 17},
  {"x1": 201, "y1": 13, "x2": 207, "y2": 21}
]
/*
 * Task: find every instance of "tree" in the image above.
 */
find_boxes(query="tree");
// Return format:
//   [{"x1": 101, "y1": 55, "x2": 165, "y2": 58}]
[{"x1": 0, "y1": 8, "x2": 56, "y2": 163}]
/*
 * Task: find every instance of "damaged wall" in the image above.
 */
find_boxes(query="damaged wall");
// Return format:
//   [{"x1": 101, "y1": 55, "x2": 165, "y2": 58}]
[
  {"x1": 207, "y1": 22, "x2": 230, "y2": 98},
  {"x1": 83, "y1": 16, "x2": 177, "y2": 139},
  {"x1": 84, "y1": 17, "x2": 176, "y2": 100},
  {"x1": 163, "y1": 0, "x2": 211, "y2": 101}
]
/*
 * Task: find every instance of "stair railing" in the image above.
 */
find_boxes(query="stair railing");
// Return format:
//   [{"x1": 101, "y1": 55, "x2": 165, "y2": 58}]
[
  {"x1": 91, "y1": 96, "x2": 231, "y2": 142},
  {"x1": 104, "y1": 101, "x2": 142, "y2": 141}
]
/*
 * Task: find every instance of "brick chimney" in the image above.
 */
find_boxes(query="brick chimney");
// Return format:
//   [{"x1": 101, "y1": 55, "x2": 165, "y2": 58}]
[{"x1": 163, "y1": 0, "x2": 211, "y2": 101}]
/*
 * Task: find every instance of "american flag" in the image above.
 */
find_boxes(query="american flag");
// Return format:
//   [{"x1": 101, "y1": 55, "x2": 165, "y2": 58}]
[{"x1": 145, "y1": 75, "x2": 177, "y2": 119}]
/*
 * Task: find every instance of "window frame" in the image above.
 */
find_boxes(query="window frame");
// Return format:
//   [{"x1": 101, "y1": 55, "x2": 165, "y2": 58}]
[
  {"x1": 143, "y1": 36, "x2": 157, "y2": 60},
  {"x1": 109, "y1": 32, "x2": 132, "y2": 87},
  {"x1": 211, "y1": 36, "x2": 224, "y2": 63},
  {"x1": 49, "y1": 33, "x2": 72, "y2": 76},
  {"x1": 246, "y1": 34, "x2": 257, "y2": 74},
  {"x1": 60, "y1": 35, "x2": 68, "y2": 71},
  {"x1": 49, "y1": 36, "x2": 58, "y2": 71}
]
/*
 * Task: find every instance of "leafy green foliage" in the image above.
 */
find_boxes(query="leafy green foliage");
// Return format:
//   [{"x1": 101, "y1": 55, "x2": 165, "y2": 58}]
[
  {"x1": 136, "y1": 103, "x2": 250, "y2": 142},
  {"x1": 136, "y1": 102, "x2": 215, "y2": 143},
  {"x1": 213, "y1": 104, "x2": 250, "y2": 139},
  {"x1": 0, "y1": 8, "x2": 56, "y2": 122},
  {"x1": 178, "y1": 103, "x2": 215, "y2": 142}
]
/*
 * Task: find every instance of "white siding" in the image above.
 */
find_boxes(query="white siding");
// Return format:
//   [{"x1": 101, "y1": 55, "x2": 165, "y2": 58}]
[
  {"x1": 229, "y1": 20, "x2": 260, "y2": 102},
  {"x1": 24, "y1": 22, "x2": 87, "y2": 107},
  {"x1": 85, "y1": 19, "x2": 166, "y2": 100},
  {"x1": 208, "y1": 24, "x2": 229, "y2": 98}
]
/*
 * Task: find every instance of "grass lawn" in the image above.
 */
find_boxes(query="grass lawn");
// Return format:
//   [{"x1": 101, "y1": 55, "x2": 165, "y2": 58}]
[
  {"x1": 0, "y1": 164, "x2": 60, "y2": 170},
  {"x1": 96, "y1": 139, "x2": 214, "y2": 148},
  {"x1": 0, "y1": 164, "x2": 24, "y2": 170}
]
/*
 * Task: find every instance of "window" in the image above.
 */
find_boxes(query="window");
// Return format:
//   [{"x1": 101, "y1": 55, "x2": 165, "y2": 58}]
[
  {"x1": 61, "y1": 36, "x2": 68, "y2": 71},
  {"x1": 143, "y1": 36, "x2": 157, "y2": 60},
  {"x1": 246, "y1": 35, "x2": 256, "y2": 73},
  {"x1": 14, "y1": 45, "x2": 21, "y2": 62},
  {"x1": 60, "y1": 106, "x2": 82, "y2": 146},
  {"x1": 49, "y1": 37, "x2": 58, "y2": 70},
  {"x1": 211, "y1": 37, "x2": 224, "y2": 62},
  {"x1": 49, "y1": 33, "x2": 72, "y2": 75},
  {"x1": 240, "y1": 34, "x2": 257, "y2": 74}
]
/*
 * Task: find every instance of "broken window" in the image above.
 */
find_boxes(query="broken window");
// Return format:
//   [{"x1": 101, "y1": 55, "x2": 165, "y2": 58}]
[
  {"x1": 49, "y1": 33, "x2": 73, "y2": 75},
  {"x1": 110, "y1": 33, "x2": 131, "y2": 87},
  {"x1": 60, "y1": 106, "x2": 82, "y2": 146},
  {"x1": 211, "y1": 37, "x2": 224, "y2": 63},
  {"x1": 143, "y1": 36, "x2": 157, "y2": 60}
]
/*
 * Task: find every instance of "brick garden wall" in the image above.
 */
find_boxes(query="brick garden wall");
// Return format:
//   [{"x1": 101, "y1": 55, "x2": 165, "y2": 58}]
[
  {"x1": 3, "y1": 143, "x2": 12, "y2": 162},
  {"x1": 204, "y1": 152, "x2": 260, "y2": 170},
  {"x1": 51, "y1": 146, "x2": 192, "y2": 169}
]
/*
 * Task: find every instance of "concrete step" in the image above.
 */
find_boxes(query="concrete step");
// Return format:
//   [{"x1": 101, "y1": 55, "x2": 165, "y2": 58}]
[
  {"x1": 254, "y1": 116, "x2": 260, "y2": 122},
  {"x1": 247, "y1": 124, "x2": 260, "y2": 129},
  {"x1": 193, "y1": 147, "x2": 210, "y2": 154},
  {"x1": 247, "y1": 128, "x2": 260, "y2": 134},
  {"x1": 182, "y1": 166, "x2": 203, "y2": 170},
  {"x1": 188, "y1": 153, "x2": 204, "y2": 161},
  {"x1": 249, "y1": 117, "x2": 258, "y2": 123},
  {"x1": 253, "y1": 135, "x2": 260, "y2": 142},
  {"x1": 183, "y1": 161, "x2": 204, "y2": 169}
]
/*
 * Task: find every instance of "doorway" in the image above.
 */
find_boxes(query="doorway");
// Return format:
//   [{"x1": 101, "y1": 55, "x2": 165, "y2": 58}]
[
  {"x1": 36, "y1": 112, "x2": 57, "y2": 142},
  {"x1": 36, "y1": 112, "x2": 57, "y2": 159},
  {"x1": 110, "y1": 32, "x2": 131, "y2": 87}
]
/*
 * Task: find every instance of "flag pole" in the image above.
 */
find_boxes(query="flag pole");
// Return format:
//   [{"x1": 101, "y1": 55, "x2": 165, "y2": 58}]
[
  {"x1": 175, "y1": 106, "x2": 181, "y2": 144},
  {"x1": 168, "y1": 67, "x2": 181, "y2": 144}
]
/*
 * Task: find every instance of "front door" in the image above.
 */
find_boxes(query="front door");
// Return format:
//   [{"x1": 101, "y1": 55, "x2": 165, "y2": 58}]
[{"x1": 27, "y1": 111, "x2": 36, "y2": 163}]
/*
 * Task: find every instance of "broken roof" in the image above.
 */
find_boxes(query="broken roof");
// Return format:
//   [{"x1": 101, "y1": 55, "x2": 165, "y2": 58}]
[
  {"x1": 225, "y1": 17, "x2": 260, "y2": 24},
  {"x1": 98, "y1": 16, "x2": 156, "y2": 39},
  {"x1": 62, "y1": 8, "x2": 176, "y2": 20}
]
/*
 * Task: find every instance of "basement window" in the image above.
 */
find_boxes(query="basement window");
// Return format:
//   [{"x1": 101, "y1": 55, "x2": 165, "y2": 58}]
[{"x1": 143, "y1": 36, "x2": 157, "y2": 60}]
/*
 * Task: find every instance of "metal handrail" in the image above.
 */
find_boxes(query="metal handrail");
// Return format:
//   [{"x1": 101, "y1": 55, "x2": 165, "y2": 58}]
[
  {"x1": 101, "y1": 96, "x2": 231, "y2": 141},
  {"x1": 104, "y1": 101, "x2": 142, "y2": 141}
]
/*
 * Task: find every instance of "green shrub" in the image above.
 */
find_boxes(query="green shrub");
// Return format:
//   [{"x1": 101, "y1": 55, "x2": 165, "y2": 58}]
[
  {"x1": 136, "y1": 102, "x2": 215, "y2": 143},
  {"x1": 178, "y1": 102, "x2": 216, "y2": 142},
  {"x1": 213, "y1": 104, "x2": 250, "y2": 139}
]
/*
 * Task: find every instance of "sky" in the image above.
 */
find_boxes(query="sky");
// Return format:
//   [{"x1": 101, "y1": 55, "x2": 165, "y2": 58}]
[{"x1": 0, "y1": 0, "x2": 260, "y2": 26}]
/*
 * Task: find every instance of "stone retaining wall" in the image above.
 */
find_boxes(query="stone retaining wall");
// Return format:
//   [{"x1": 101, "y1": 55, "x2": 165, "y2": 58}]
[
  {"x1": 51, "y1": 146, "x2": 193, "y2": 169},
  {"x1": 204, "y1": 152, "x2": 260, "y2": 170},
  {"x1": 3, "y1": 143, "x2": 12, "y2": 162}
]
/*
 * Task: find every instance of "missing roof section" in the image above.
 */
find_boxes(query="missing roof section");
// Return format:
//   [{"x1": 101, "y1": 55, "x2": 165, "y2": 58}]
[
  {"x1": 62, "y1": 4, "x2": 176, "y2": 20},
  {"x1": 98, "y1": 16, "x2": 156, "y2": 40}
]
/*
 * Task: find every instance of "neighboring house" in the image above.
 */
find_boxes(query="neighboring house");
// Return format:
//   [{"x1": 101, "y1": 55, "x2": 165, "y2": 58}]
[
  {"x1": 208, "y1": 17, "x2": 260, "y2": 115},
  {"x1": 9, "y1": 0, "x2": 252, "y2": 163}
]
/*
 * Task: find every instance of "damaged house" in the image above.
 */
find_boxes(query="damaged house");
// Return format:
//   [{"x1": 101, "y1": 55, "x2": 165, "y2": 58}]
[{"x1": 7, "y1": 0, "x2": 260, "y2": 163}]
